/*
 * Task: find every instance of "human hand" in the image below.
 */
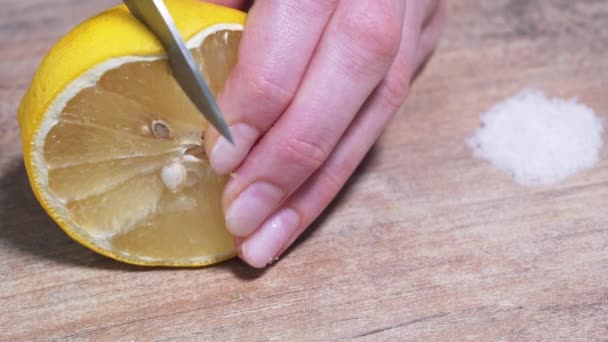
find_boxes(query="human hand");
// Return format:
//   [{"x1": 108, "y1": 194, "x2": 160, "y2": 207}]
[{"x1": 204, "y1": 0, "x2": 446, "y2": 267}]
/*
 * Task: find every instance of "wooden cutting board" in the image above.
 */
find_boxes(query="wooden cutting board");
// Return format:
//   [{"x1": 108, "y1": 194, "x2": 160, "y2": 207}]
[{"x1": 1, "y1": 1, "x2": 607, "y2": 340}]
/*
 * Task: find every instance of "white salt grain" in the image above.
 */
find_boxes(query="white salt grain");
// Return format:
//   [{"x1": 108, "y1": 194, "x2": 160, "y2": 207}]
[{"x1": 468, "y1": 89, "x2": 604, "y2": 186}]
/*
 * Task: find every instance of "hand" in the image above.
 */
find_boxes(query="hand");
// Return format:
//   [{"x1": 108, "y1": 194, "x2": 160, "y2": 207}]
[{"x1": 205, "y1": 0, "x2": 446, "y2": 267}]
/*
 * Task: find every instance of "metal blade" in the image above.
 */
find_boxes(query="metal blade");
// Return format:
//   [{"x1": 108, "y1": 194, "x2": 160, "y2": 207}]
[{"x1": 123, "y1": 0, "x2": 233, "y2": 143}]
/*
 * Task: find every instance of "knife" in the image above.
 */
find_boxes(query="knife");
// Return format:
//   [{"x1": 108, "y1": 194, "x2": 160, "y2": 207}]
[{"x1": 123, "y1": 0, "x2": 234, "y2": 144}]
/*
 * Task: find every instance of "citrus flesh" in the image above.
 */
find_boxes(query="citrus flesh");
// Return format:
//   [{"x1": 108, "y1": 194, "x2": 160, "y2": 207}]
[{"x1": 18, "y1": 1, "x2": 245, "y2": 266}]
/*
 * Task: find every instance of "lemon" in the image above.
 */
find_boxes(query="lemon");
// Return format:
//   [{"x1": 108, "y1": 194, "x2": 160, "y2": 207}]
[{"x1": 17, "y1": 0, "x2": 246, "y2": 266}]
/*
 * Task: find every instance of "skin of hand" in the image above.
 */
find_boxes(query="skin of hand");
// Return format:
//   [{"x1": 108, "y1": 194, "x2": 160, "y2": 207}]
[{"x1": 204, "y1": 0, "x2": 446, "y2": 268}]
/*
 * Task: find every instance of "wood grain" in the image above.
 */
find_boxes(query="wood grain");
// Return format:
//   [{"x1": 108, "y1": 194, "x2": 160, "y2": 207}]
[{"x1": 1, "y1": 0, "x2": 607, "y2": 340}]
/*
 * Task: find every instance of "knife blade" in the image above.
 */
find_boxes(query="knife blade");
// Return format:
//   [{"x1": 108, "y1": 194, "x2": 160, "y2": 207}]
[{"x1": 123, "y1": 0, "x2": 234, "y2": 144}]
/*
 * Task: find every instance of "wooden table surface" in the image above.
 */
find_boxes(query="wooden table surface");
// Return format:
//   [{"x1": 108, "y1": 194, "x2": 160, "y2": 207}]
[{"x1": 2, "y1": 1, "x2": 607, "y2": 340}]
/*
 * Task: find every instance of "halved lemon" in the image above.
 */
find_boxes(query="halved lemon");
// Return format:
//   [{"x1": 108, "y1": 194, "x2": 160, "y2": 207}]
[{"x1": 17, "y1": 0, "x2": 246, "y2": 266}]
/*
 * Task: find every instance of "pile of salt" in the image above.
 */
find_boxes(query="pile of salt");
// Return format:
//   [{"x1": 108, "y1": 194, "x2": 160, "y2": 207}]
[{"x1": 468, "y1": 89, "x2": 604, "y2": 186}]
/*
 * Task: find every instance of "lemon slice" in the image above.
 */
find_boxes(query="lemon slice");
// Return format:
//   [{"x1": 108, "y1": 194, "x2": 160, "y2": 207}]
[{"x1": 17, "y1": 0, "x2": 246, "y2": 266}]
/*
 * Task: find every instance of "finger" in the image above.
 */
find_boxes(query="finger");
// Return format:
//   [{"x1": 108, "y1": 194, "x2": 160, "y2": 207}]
[
  {"x1": 277, "y1": 1, "x2": 447, "y2": 262},
  {"x1": 238, "y1": 87, "x2": 399, "y2": 267},
  {"x1": 203, "y1": 0, "x2": 253, "y2": 10},
  {"x1": 421, "y1": 0, "x2": 441, "y2": 27},
  {"x1": 222, "y1": 0, "x2": 406, "y2": 239},
  {"x1": 237, "y1": 1, "x2": 447, "y2": 267},
  {"x1": 415, "y1": 0, "x2": 447, "y2": 68},
  {"x1": 204, "y1": 0, "x2": 340, "y2": 175}
]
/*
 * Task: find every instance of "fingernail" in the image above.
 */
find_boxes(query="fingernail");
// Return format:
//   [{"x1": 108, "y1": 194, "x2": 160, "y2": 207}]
[
  {"x1": 210, "y1": 123, "x2": 259, "y2": 175},
  {"x1": 241, "y1": 208, "x2": 300, "y2": 268},
  {"x1": 225, "y1": 182, "x2": 285, "y2": 237}
]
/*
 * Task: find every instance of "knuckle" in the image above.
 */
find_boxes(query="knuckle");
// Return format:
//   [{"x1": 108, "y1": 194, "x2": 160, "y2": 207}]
[
  {"x1": 311, "y1": 0, "x2": 340, "y2": 9},
  {"x1": 243, "y1": 67, "x2": 296, "y2": 115},
  {"x1": 341, "y1": 5, "x2": 402, "y2": 63},
  {"x1": 311, "y1": 0, "x2": 341, "y2": 13},
  {"x1": 277, "y1": 136, "x2": 330, "y2": 172},
  {"x1": 290, "y1": 0, "x2": 339, "y2": 16}
]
